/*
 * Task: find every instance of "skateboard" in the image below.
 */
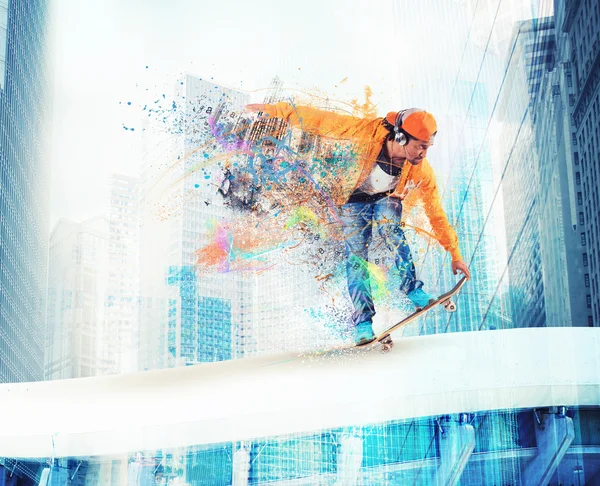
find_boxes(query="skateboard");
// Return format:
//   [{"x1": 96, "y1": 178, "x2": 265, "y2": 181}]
[{"x1": 356, "y1": 276, "x2": 468, "y2": 352}]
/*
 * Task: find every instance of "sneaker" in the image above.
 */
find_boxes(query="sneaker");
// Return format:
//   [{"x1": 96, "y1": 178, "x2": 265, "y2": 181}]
[
  {"x1": 355, "y1": 321, "x2": 375, "y2": 345},
  {"x1": 407, "y1": 287, "x2": 434, "y2": 310}
]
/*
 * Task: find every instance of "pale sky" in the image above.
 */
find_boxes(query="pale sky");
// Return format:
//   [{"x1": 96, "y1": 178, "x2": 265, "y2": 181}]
[
  {"x1": 49, "y1": 0, "x2": 392, "y2": 228},
  {"x1": 48, "y1": 0, "x2": 541, "y2": 229}
]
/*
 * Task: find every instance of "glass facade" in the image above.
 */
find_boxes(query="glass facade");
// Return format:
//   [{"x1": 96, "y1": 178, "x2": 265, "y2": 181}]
[
  {"x1": 500, "y1": 19, "x2": 549, "y2": 329},
  {"x1": 0, "y1": 0, "x2": 51, "y2": 383},
  {"x1": 0, "y1": 0, "x2": 52, "y2": 483}
]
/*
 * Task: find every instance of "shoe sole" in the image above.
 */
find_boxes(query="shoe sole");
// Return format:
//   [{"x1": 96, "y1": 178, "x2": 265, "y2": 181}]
[{"x1": 356, "y1": 336, "x2": 376, "y2": 346}]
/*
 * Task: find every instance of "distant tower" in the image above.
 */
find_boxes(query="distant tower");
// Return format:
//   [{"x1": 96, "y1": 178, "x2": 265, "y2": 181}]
[
  {"x1": 104, "y1": 175, "x2": 141, "y2": 373},
  {"x1": 138, "y1": 74, "x2": 251, "y2": 368},
  {"x1": 46, "y1": 217, "x2": 109, "y2": 380}
]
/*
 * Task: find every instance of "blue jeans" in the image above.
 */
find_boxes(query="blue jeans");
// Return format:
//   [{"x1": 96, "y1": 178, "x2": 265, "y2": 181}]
[{"x1": 340, "y1": 196, "x2": 422, "y2": 326}]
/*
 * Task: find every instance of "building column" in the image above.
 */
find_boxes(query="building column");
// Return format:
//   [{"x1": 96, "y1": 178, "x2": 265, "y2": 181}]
[
  {"x1": 38, "y1": 468, "x2": 51, "y2": 486},
  {"x1": 436, "y1": 415, "x2": 476, "y2": 486},
  {"x1": 336, "y1": 435, "x2": 363, "y2": 486},
  {"x1": 0, "y1": 465, "x2": 17, "y2": 486},
  {"x1": 522, "y1": 409, "x2": 575, "y2": 486},
  {"x1": 232, "y1": 444, "x2": 250, "y2": 486}
]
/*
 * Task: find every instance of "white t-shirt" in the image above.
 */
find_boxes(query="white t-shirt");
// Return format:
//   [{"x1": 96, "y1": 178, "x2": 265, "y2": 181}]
[{"x1": 355, "y1": 163, "x2": 400, "y2": 196}]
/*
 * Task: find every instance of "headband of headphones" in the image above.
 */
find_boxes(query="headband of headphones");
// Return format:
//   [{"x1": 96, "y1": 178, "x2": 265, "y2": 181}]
[{"x1": 384, "y1": 109, "x2": 438, "y2": 144}]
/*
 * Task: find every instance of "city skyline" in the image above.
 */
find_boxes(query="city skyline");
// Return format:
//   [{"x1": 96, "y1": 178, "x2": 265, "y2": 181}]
[{"x1": 3, "y1": 0, "x2": 600, "y2": 484}]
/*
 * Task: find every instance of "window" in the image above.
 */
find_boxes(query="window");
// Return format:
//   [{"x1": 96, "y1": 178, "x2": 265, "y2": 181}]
[
  {"x1": 585, "y1": 274, "x2": 590, "y2": 287},
  {"x1": 579, "y1": 212, "x2": 585, "y2": 225},
  {"x1": 582, "y1": 232, "x2": 587, "y2": 245},
  {"x1": 578, "y1": 192, "x2": 583, "y2": 205},
  {"x1": 574, "y1": 152, "x2": 580, "y2": 165},
  {"x1": 583, "y1": 253, "x2": 588, "y2": 266},
  {"x1": 587, "y1": 295, "x2": 592, "y2": 308},
  {"x1": 589, "y1": 316, "x2": 594, "y2": 327},
  {"x1": 576, "y1": 172, "x2": 581, "y2": 185}
]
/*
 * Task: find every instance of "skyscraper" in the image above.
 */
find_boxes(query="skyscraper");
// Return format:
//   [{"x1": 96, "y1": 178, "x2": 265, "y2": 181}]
[
  {"x1": 0, "y1": 0, "x2": 53, "y2": 483},
  {"x1": 0, "y1": 0, "x2": 52, "y2": 383},
  {"x1": 499, "y1": 18, "x2": 556, "y2": 328},
  {"x1": 528, "y1": 17, "x2": 589, "y2": 328},
  {"x1": 104, "y1": 174, "x2": 141, "y2": 374},
  {"x1": 138, "y1": 74, "x2": 251, "y2": 369},
  {"x1": 45, "y1": 217, "x2": 109, "y2": 380},
  {"x1": 557, "y1": 0, "x2": 600, "y2": 327},
  {"x1": 498, "y1": 16, "x2": 589, "y2": 329}
]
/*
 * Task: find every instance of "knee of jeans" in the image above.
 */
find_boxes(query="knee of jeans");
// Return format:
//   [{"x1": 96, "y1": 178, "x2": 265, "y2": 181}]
[{"x1": 378, "y1": 224, "x2": 407, "y2": 245}]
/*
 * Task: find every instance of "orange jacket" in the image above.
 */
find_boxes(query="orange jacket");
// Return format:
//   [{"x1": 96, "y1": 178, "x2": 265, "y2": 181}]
[{"x1": 261, "y1": 102, "x2": 463, "y2": 261}]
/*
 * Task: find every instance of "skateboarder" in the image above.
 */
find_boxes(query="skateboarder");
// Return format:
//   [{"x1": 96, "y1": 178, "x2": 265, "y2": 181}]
[{"x1": 245, "y1": 103, "x2": 470, "y2": 344}]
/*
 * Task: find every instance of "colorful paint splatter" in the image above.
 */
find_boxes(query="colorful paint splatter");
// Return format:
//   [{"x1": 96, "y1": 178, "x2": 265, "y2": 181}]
[{"x1": 133, "y1": 82, "x2": 442, "y2": 333}]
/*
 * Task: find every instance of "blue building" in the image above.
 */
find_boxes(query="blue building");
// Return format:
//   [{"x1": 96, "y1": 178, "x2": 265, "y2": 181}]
[
  {"x1": 0, "y1": 0, "x2": 52, "y2": 383},
  {"x1": 0, "y1": 2, "x2": 53, "y2": 376},
  {"x1": 499, "y1": 16, "x2": 588, "y2": 330},
  {"x1": 166, "y1": 266, "x2": 233, "y2": 364},
  {"x1": 499, "y1": 18, "x2": 557, "y2": 329},
  {"x1": 0, "y1": 0, "x2": 53, "y2": 483},
  {"x1": 137, "y1": 75, "x2": 250, "y2": 370}
]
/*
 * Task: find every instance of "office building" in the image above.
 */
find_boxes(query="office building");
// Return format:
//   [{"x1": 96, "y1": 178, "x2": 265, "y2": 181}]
[
  {"x1": 45, "y1": 217, "x2": 109, "y2": 380},
  {"x1": 0, "y1": 0, "x2": 52, "y2": 383},
  {"x1": 557, "y1": 0, "x2": 600, "y2": 326}
]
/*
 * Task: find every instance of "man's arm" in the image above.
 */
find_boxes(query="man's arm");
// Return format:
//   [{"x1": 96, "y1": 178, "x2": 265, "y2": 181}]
[
  {"x1": 419, "y1": 164, "x2": 471, "y2": 279},
  {"x1": 246, "y1": 102, "x2": 371, "y2": 140}
]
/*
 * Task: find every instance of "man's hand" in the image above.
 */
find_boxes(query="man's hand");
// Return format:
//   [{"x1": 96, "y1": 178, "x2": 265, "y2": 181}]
[{"x1": 452, "y1": 260, "x2": 471, "y2": 279}]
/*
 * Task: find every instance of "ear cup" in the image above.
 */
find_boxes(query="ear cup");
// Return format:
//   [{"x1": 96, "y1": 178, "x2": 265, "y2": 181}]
[
  {"x1": 395, "y1": 130, "x2": 408, "y2": 146},
  {"x1": 393, "y1": 110, "x2": 408, "y2": 145}
]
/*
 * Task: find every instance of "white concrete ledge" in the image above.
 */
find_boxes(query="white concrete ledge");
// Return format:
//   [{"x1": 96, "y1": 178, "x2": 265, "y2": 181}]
[{"x1": 1, "y1": 327, "x2": 599, "y2": 458}]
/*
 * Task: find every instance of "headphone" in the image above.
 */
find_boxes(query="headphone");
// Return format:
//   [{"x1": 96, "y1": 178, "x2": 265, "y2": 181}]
[{"x1": 393, "y1": 109, "x2": 409, "y2": 146}]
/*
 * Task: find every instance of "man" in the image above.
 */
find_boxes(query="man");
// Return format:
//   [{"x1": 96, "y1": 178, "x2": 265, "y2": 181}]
[{"x1": 245, "y1": 102, "x2": 470, "y2": 344}]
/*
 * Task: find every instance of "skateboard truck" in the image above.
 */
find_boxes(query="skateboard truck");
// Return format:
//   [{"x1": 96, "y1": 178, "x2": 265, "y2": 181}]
[
  {"x1": 440, "y1": 298, "x2": 457, "y2": 312},
  {"x1": 380, "y1": 334, "x2": 394, "y2": 353}
]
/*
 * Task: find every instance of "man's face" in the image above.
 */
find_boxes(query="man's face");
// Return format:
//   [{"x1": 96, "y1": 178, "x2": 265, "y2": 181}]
[
  {"x1": 388, "y1": 137, "x2": 434, "y2": 165},
  {"x1": 404, "y1": 137, "x2": 434, "y2": 165}
]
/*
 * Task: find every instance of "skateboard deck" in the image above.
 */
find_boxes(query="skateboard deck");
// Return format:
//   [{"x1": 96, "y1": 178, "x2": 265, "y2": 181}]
[{"x1": 356, "y1": 276, "x2": 468, "y2": 352}]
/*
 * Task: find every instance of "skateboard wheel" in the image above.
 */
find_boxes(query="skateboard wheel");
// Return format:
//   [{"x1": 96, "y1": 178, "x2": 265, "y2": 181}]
[
  {"x1": 380, "y1": 335, "x2": 394, "y2": 352},
  {"x1": 443, "y1": 299, "x2": 457, "y2": 312}
]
